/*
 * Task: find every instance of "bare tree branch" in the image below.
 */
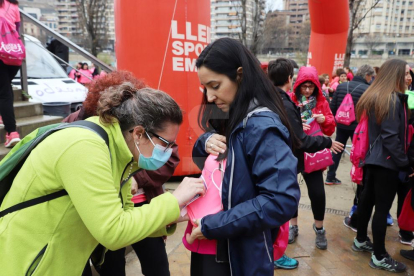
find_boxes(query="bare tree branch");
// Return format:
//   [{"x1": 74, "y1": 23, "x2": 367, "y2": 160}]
[
  {"x1": 76, "y1": 0, "x2": 108, "y2": 57},
  {"x1": 344, "y1": 0, "x2": 381, "y2": 67},
  {"x1": 353, "y1": 0, "x2": 381, "y2": 31}
]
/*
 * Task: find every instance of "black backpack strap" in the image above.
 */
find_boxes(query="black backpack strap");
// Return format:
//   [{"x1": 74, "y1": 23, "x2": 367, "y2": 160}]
[
  {"x1": 65, "y1": 121, "x2": 110, "y2": 148},
  {"x1": 0, "y1": 121, "x2": 110, "y2": 219},
  {"x1": 0, "y1": 190, "x2": 68, "y2": 218}
]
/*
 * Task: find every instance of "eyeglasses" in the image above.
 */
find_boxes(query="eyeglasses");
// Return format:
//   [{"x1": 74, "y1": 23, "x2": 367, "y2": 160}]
[
  {"x1": 301, "y1": 84, "x2": 315, "y2": 91},
  {"x1": 148, "y1": 131, "x2": 176, "y2": 151},
  {"x1": 129, "y1": 129, "x2": 176, "y2": 152}
]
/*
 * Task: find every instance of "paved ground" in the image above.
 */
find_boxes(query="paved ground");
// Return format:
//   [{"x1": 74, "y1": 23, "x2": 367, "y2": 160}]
[{"x1": 121, "y1": 147, "x2": 414, "y2": 275}]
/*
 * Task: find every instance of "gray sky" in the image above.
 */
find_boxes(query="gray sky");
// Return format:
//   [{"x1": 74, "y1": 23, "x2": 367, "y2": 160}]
[{"x1": 267, "y1": 0, "x2": 284, "y2": 11}]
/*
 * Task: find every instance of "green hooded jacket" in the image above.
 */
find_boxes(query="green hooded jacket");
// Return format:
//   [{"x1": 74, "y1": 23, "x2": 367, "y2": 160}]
[
  {"x1": 0, "y1": 116, "x2": 179, "y2": 275},
  {"x1": 406, "y1": 90, "x2": 414, "y2": 109}
]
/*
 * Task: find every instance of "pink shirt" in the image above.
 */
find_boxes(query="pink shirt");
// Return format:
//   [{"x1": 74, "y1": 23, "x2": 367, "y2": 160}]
[
  {"x1": 0, "y1": 2, "x2": 20, "y2": 30},
  {"x1": 68, "y1": 69, "x2": 76, "y2": 80},
  {"x1": 78, "y1": 69, "x2": 92, "y2": 84}
]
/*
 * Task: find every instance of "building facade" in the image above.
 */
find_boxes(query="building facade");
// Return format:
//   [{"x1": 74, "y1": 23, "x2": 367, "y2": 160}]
[
  {"x1": 55, "y1": 0, "x2": 81, "y2": 38},
  {"x1": 352, "y1": 0, "x2": 414, "y2": 57},
  {"x1": 210, "y1": 0, "x2": 266, "y2": 46},
  {"x1": 355, "y1": 0, "x2": 414, "y2": 37}
]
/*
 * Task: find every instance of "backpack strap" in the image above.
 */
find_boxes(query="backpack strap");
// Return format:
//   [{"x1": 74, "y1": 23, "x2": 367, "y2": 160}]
[
  {"x1": 0, "y1": 190, "x2": 67, "y2": 218},
  {"x1": 0, "y1": 121, "x2": 110, "y2": 219},
  {"x1": 347, "y1": 82, "x2": 363, "y2": 95}
]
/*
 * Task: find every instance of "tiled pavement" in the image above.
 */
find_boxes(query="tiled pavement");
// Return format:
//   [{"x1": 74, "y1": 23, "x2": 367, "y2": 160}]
[{"x1": 124, "y1": 206, "x2": 414, "y2": 275}]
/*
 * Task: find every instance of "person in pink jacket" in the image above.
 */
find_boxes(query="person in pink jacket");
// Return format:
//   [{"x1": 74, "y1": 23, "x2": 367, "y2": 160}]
[
  {"x1": 331, "y1": 69, "x2": 347, "y2": 92},
  {"x1": 75, "y1": 63, "x2": 93, "y2": 85},
  {"x1": 68, "y1": 62, "x2": 82, "y2": 80},
  {"x1": 0, "y1": 0, "x2": 21, "y2": 148},
  {"x1": 345, "y1": 67, "x2": 354, "y2": 81}
]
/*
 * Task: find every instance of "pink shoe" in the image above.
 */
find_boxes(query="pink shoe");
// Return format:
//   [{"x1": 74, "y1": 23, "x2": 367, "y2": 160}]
[
  {"x1": 5, "y1": 131, "x2": 21, "y2": 148},
  {"x1": 0, "y1": 116, "x2": 2, "y2": 124}
]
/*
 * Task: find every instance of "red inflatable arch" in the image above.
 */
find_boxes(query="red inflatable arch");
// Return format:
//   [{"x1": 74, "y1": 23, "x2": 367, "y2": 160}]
[
  {"x1": 307, "y1": 0, "x2": 349, "y2": 77},
  {"x1": 115, "y1": 0, "x2": 210, "y2": 175}
]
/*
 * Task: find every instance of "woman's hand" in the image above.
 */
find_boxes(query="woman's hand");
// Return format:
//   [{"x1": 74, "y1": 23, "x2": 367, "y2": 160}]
[
  {"x1": 313, "y1": 114, "x2": 325, "y2": 124},
  {"x1": 330, "y1": 141, "x2": 344, "y2": 154},
  {"x1": 130, "y1": 177, "x2": 138, "y2": 195},
  {"x1": 302, "y1": 123, "x2": 310, "y2": 131},
  {"x1": 172, "y1": 177, "x2": 205, "y2": 208},
  {"x1": 186, "y1": 219, "x2": 206, "y2": 244},
  {"x1": 301, "y1": 116, "x2": 311, "y2": 131},
  {"x1": 206, "y1": 134, "x2": 227, "y2": 155}
]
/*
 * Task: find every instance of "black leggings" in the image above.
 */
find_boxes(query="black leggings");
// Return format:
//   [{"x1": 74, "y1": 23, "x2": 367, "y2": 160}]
[
  {"x1": 351, "y1": 171, "x2": 412, "y2": 237},
  {"x1": 191, "y1": 252, "x2": 231, "y2": 276},
  {"x1": 356, "y1": 165, "x2": 399, "y2": 258},
  {"x1": 293, "y1": 170, "x2": 326, "y2": 221},
  {"x1": 327, "y1": 128, "x2": 354, "y2": 180},
  {"x1": 0, "y1": 60, "x2": 20, "y2": 133},
  {"x1": 82, "y1": 201, "x2": 170, "y2": 276}
]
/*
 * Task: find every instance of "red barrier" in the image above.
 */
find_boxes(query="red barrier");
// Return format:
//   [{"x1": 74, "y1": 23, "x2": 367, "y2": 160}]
[
  {"x1": 115, "y1": 0, "x2": 210, "y2": 175},
  {"x1": 307, "y1": 0, "x2": 349, "y2": 77}
]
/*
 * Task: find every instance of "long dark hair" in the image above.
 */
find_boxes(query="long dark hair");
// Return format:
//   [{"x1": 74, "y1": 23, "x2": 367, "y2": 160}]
[
  {"x1": 196, "y1": 38, "x2": 299, "y2": 159},
  {"x1": 0, "y1": 0, "x2": 19, "y2": 6}
]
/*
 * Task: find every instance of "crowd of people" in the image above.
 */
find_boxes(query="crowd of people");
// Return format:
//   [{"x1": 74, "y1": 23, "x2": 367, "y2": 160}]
[
  {"x1": 1, "y1": 33, "x2": 414, "y2": 275},
  {"x1": 68, "y1": 62, "x2": 107, "y2": 85}
]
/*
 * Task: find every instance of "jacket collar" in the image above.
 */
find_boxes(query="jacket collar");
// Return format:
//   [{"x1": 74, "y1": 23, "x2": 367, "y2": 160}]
[
  {"x1": 86, "y1": 116, "x2": 138, "y2": 172},
  {"x1": 352, "y1": 76, "x2": 369, "y2": 85},
  {"x1": 397, "y1": 91, "x2": 409, "y2": 104}
]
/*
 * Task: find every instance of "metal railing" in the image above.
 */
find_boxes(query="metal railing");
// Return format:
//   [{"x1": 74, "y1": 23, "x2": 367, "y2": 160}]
[{"x1": 19, "y1": 9, "x2": 113, "y2": 92}]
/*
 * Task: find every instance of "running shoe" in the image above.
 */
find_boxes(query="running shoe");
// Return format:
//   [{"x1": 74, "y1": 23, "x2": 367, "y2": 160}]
[
  {"x1": 369, "y1": 253, "x2": 406, "y2": 273},
  {"x1": 4, "y1": 132, "x2": 20, "y2": 148},
  {"x1": 349, "y1": 205, "x2": 357, "y2": 217},
  {"x1": 288, "y1": 225, "x2": 298, "y2": 244},
  {"x1": 313, "y1": 224, "x2": 327, "y2": 250},
  {"x1": 343, "y1": 217, "x2": 357, "y2": 232},
  {"x1": 274, "y1": 254, "x2": 299, "y2": 269},
  {"x1": 352, "y1": 237, "x2": 373, "y2": 252},
  {"x1": 387, "y1": 213, "x2": 394, "y2": 226},
  {"x1": 325, "y1": 177, "x2": 342, "y2": 185},
  {"x1": 400, "y1": 249, "x2": 414, "y2": 261},
  {"x1": 399, "y1": 231, "x2": 414, "y2": 245}
]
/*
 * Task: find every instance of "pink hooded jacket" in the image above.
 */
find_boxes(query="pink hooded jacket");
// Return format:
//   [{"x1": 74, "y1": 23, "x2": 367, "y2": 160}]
[{"x1": 290, "y1": 66, "x2": 336, "y2": 136}]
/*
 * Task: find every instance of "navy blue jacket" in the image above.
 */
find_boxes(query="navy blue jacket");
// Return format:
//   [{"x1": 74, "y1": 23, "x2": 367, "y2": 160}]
[{"x1": 193, "y1": 108, "x2": 300, "y2": 276}]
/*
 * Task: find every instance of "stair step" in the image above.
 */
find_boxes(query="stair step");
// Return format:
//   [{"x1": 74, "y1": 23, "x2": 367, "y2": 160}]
[
  {"x1": 14, "y1": 101, "x2": 44, "y2": 119},
  {"x1": 0, "y1": 115, "x2": 63, "y2": 144},
  {"x1": 0, "y1": 144, "x2": 9, "y2": 161},
  {"x1": 13, "y1": 88, "x2": 27, "y2": 102}
]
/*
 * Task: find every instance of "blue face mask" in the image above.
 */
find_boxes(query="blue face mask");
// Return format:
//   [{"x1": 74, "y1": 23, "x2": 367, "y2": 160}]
[{"x1": 135, "y1": 132, "x2": 173, "y2": 170}]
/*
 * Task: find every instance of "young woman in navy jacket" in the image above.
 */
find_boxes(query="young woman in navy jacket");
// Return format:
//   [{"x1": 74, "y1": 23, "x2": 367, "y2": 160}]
[{"x1": 188, "y1": 38, "x2": 300, "y2": 276}]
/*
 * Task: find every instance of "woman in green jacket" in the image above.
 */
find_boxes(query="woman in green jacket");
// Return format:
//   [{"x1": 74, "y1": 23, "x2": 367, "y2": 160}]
[{"x1": 0, "y1": 83, "x2": 204, "y2": 275}]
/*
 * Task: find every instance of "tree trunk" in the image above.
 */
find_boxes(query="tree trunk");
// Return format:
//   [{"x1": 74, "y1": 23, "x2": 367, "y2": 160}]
[{"x1": 344, "y1": 27, "x2": 354, "y2": 68}]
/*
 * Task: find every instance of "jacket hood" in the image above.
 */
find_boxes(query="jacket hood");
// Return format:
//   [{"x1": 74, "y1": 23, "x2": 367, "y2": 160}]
[{"x1": 292, "y1": 66, "x2": 324, "y2": 103}]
